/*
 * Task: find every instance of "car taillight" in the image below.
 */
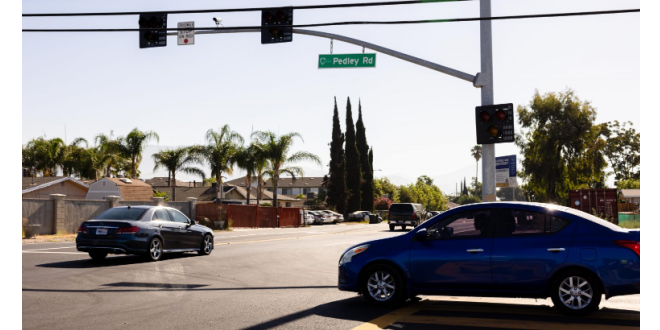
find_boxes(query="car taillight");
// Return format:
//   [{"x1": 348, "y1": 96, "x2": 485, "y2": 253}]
[
  {"x1": 77, "y1": 224, "x2": 87, "y2": 233},
  {"x1": 614, "y1": 240, "x2": 640, "y2": 257},
  {"x1": 117, "y1": 226, "x2": 140, "y2": 234},
  {"x1": 412, "y1": 212, "x2": 416, "y2": 220}
]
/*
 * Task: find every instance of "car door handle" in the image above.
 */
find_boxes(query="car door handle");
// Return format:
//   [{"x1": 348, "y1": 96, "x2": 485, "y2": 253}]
[
  {"x1": 467, "y1": 249, "x2": 484, "y2": 253},
  {"x1": 547, "y1": 248, "x2": 566, "y2": 252}
]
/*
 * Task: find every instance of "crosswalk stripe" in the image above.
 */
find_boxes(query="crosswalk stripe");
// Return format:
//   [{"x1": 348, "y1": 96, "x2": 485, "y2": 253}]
[
  {"x1": 351, "y1": 301, "x2": 432, "y2": 330},
  {"x1": 396, "y1": 315, "x2": 638, "y2": 330}
]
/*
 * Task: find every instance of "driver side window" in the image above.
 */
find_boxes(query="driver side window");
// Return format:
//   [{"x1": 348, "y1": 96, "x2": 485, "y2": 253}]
[{"x1": 427, "y1": 209, "x2": 494, "y2": 239}]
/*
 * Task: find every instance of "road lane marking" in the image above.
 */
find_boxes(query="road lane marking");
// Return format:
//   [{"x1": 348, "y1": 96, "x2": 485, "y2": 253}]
[
  {"x1": 395, "y1": 315, "x2": 637, "y2": 330},
  {"x1": 24, "y1": 246, "x2": 77, "y2": 251},
  {"x1": 351, "y1": 301, "x2": 432, "y2": 330},
  {"x1": 22, "y1": 251, "x2": 87, "y2": 255}
]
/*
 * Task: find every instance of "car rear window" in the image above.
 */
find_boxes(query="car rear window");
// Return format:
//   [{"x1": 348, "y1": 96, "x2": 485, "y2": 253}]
[
  {"x1": 390, "y1": 204, "x2": 413, "y2": 212},
  {"x1": 96, "y1": 208, "x2": 147, "y2": 220}
]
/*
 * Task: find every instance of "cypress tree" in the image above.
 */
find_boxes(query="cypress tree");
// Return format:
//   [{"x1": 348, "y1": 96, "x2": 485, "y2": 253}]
[
  {"x1": 356, "y1": 101, "x2": 373, "y2": 212},
  {"x1": 345, "y1": 97, "x2": 362, "y2": 213},
  {"x1": 325, "y1": 97, "x2": 348, "y2": 215},
  {"x1": 367, "y1": 147, "x2": 374, "y2": 211}
]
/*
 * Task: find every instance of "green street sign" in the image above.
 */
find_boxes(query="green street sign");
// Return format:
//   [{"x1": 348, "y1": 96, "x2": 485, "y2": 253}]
[{"x1": 318, "y1": 53, "x2": 376, "y2": 69}]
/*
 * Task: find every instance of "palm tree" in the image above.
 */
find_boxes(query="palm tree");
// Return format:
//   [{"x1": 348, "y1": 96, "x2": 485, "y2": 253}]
[
  {"x1": 251, "y1": 131, "x2": 321, "y2": 207},
  {"x1": 23, "y1": 137, "x2": 67, "y2": 176},
  {"x1": 115, "y1": 128, "x2": 160, "y2": 179},
  {"x1": 152, "y1": 147, "x2": 205, "y2": 201},
  {"x1": 95, "y1": 131, "x2": 126, "y2": 178},
  {"x1": 254, "y1": 154, "x2": 271, "y2": 206},
  {"x1": 471, "y1": 145, "x2": 482, "y2": 188},
  {"x1": 189, "y1": 125, "x2": 244, "y2": 204},
  {"x1": 235, "y1": 144, "x2": 259, "y2": 205}
]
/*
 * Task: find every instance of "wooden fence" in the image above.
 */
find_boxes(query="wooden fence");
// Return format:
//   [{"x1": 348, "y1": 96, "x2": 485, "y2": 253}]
[{"x1": 227, "y1": 204, "x2": 302, "y2": 228}]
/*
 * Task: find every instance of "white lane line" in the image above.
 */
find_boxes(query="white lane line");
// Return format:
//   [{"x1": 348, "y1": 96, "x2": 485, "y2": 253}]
[
  {"x1": 22, "y1": 251, "x2": 87, "y2": 255},
  {"x1": 25, "y1": 246, "x2": 77, "y2": 251}
]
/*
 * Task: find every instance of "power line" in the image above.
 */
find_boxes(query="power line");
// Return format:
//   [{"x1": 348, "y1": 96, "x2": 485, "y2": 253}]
[
  {"x1": 22, "y1": 9, "x2": 641, "y2": 32},
  {"x1": 22, "y1": 0, "x2": 473, "y2": 17}
]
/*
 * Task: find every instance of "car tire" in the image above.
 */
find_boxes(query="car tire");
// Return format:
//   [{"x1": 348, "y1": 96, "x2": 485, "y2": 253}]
[
  {"x1": 198, "y1": 234, "x2": 213, "y2": 256},
  {"x1": 147, "y1": 237, "x2": 163, "y2": 262},
  {"x1": 389, "y1": 224, "x2": 395, "y2": 231},
  {"x1": 89, "y1": 252, "x2": 107, "y2": 261},
  {"x1": 550, "y1": 270, "x2": 602, "y2": 316},
  {"x1": 361, "y1": 264, "x2": 405, "y2": 307}
]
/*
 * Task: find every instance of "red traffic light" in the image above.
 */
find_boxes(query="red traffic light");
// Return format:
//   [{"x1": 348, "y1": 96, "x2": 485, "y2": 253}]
[
  {"x1": 479, "y1": 111, "x2": 491, "y2": 122},
  {"x1": 488, "y1": 125, "x2": 499, "y2": 137},
  {"x1": 495, "y1": 110, "x2": 506, "y2": 121}
]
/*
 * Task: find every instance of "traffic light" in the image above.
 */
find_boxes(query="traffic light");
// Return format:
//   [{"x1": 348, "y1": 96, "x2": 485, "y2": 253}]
[
  {"x1": 139, "y1": 13, "x2": 167, "y2": 48},
  {"x1": 475, "y1": 103, "x2": 515, "y2": 144},
  {"x1": 261, "y1": 8, "x2": 293, "y2": 44}
]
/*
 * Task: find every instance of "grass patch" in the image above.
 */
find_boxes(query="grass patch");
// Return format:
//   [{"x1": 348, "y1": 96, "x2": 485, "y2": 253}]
[{"x1": 619, "y1": 219, "x2": 640, "y2": 229}]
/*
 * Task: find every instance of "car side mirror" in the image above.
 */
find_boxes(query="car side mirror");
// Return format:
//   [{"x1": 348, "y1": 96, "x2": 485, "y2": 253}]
[
  {"x1": 414, "y1": 228, "x2": 429, "y2": 241},
  {"x1": 189, "y1": 219, "x2": 196, "y2": 226}
]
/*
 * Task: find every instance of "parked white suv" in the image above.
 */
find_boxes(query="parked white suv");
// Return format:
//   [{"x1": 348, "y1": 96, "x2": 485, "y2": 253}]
[{"x1": 320, "y1": 210, "x2": 344, "y2": 223}]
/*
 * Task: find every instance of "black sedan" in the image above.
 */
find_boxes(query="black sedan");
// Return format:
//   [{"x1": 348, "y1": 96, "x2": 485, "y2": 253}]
[{"x1": 76, "y1": 206, "x2": 214, "y2": 261}]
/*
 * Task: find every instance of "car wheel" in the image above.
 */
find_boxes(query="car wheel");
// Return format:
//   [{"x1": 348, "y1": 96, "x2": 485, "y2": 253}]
[
  {"x1": 389, "y1": 224, "x2": 395, "y2": 231},
  {"x1": 550, "y1": 270, "x2": 602, "y2": 316},
  {"x1": 361, "y1": 264, "x2": 405, "y2": 306},
  {"x1": 402, "y1": 225, "x2": 407, "y2": 231},
  {"x1": 89, "y1": 252, "x2": 107, "y2": 261},
  {"x1": 147, "y1": 237, "x2": 163, "y2": 261},
  {"x1": 198, "y1": 234, "x2": 213, "y2": 256}
]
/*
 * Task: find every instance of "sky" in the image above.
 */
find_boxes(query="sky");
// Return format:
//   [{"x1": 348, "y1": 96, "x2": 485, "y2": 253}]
[{"x1": 22, "y1": 0, "x2": 641, "y2": 194}]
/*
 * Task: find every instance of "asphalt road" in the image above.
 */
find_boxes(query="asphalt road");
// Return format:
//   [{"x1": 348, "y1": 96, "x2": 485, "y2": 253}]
[{"x1": 22, "y1": 223, "x2": 640, "y2": 330}]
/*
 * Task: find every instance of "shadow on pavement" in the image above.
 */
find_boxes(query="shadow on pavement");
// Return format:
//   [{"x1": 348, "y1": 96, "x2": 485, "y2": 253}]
[
  {"x1": 22, "y1": 284, "x2": 338, "y2": 293},
  {"x1": 35, "y1": 253, "x2": 197, "y2": 268}
]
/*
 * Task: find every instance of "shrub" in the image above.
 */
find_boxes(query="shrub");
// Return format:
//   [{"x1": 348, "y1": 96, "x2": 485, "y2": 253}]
[
  {"x1": 457, "y1": 194, "x2": 481, "y2": 205},
  {"x1": 260, "y1": 203, "x2": 272, "y2": 207},
  {"x1": 374, "y1": 197, "x2": 393, "y2": 210}
]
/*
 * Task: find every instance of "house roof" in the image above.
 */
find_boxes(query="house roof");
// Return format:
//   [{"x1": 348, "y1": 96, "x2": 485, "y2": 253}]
[
  {"x1": 22, "y1": 177, "x2": 89, "y2": 194},
  {"x1": 154, "y1": 186, "x2": 222, "y2": 202},
  {"x1": 102, "y1": 177, "x2": 154, "y2": 201},
  {"x1": 144, "y1": 177, "x2": 190, "y2": 187},
  {"x1": 230, "y1": 185, "x2": 297, "y2": 201},
  {"x1": 226, "y1": 176, "x2": 325, "y2": 188},
  {"x1": 620, "y1": 189, "x2": 640, "y2": 199}
]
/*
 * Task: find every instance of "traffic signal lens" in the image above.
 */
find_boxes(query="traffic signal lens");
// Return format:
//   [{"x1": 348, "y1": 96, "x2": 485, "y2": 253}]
[
  {"x1": 479, "y1": 111, "x2": 490, "y2": 122},
  {"x1": 495, "y1": 110, "x2": 506, "y2": 121},
  {"x1": 488, "y1": 125, "x2": 499, "y2": 137},
  {"x1": 264, "y1": 12, "x2": 273, "y2": 23}
]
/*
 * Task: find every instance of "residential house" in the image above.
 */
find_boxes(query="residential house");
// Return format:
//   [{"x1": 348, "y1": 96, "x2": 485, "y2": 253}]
[
  {"x1": 22, "y1": 177, "x2": 89, "y2": 199},
  {"x1": 226, "y1": 176, "x2": 327, "y2": 197},
  {"x1": 86, "y1": 177, "x2": 154, "y2": 201}
]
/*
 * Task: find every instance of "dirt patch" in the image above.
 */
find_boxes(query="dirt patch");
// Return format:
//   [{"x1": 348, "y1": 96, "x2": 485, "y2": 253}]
[{"x1": 22, "y1": 234, "x2": 76, "y2": 244}]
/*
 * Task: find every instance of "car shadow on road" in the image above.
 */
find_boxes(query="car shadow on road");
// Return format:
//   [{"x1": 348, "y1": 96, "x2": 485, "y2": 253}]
[
  {"x1": 238, "y1": 298, "x2": 640, "y2": 330},
  {"x1": 35, "y1": 253, "x2": 197, "y2": 269}
]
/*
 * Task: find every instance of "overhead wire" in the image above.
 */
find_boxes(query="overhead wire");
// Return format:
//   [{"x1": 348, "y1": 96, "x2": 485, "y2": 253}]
[{"x1": 22, "y1": 9, "x2": 641, "y2": 33}]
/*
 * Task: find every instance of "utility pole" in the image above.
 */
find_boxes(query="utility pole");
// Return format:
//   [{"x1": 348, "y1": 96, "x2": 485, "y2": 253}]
[{"x1": 480, "y1": 0, "x2": 496, "y2": 202}]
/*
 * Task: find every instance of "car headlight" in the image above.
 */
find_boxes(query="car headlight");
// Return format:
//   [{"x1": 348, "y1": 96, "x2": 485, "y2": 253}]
[{"x1": 339, "y1": 244, "x2": 370, "y2": 265}]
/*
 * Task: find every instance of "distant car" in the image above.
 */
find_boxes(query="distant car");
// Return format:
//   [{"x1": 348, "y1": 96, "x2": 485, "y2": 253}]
[
  {"x1": 309, "y1": 211, "x2": 334, "y2": 225},
  {"x1": 304, "y1": 212, "x2": 315, "y2": 225},
  {"x1": 76, "y1": 206, "x2": 214, "y2": 261},
  {"x1": 387, "y1": 203, "x2": 430, "y2": 231},
  {"x1": 428, "y1": 211, "x2": 444, "y2": 218},
  {"x1": 348, "y1": 211, "x2": 371, "y2": 222},
  {"x1": 320, "y1": 210, "x2": 344, "y2": 223},
  {"x1": 338, "y1": 202, "x2": 640, "y2": 315}
]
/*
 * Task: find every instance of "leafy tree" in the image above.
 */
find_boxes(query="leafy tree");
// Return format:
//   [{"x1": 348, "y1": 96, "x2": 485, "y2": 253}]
[
  {"x1": 189, "y1": 125, "x2": 244, "y2": 204},
  {"x1": 22, "y1": 137, "x2": 66, "y2": 177},
  {"x1": 419, "y1": 175, "x2": 434, "y2": 186},
  {"x1": 344, "y1": 98, "x2": 362, "y2": 213},
  {"x1": 251, "y1": 131, "x2": 321, "y2": 206},
  {"x1": 356, "y1": 101, "x2": 373, "y2": 212},
  {"x1": 295, "y1": 194, "x2": 306, "y2": 199},
  {"x1": 113, "y1": 128, "x2": 159, "y2": 179},
  {"x1": 94, "y1": 131, "x2": 127, "y2": 178},
  {"x1": 373, "y1": 177, "x2": 399, "y2": 203},
  {"x1": 516, "y1": 89, "x2": 608, "y2": 204},
  {"x1": 458, "y1": 194, "x2": 481, "y2": 205},
  {"x1": 235, "y1": 144, "x2": 261, "y2": 205},
  {"x1": 471, "y1": 145, "x2": 482, "y2": 188},
  {"x1": 616, "y1": 178, "x2": 640, "y2": 189},
  {"x1": 603, "y1": 121, "x2": 640, "y2": 181},
  {"x1": 153, "y1": 189, "x2": 170, "y2": 201},
  {"x1": 468, "y1": 178, "x2": 482, "y2": 198},
  {"x1": 152, "y1": 147, "x2": 205, "y2": 201},
  {"x1": 373, "y1": 196, "x2": 393, "y2": 210},
  {"x1": 325, "y1": 97, "x2": 348, "y2": 215},
  {"x1": 398, "y1": 176, "x2": 447, "y2": 211}
]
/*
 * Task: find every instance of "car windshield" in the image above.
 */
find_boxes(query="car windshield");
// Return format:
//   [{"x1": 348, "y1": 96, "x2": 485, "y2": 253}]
[{"x1": 95, "y1": 208, "x2": 148, "y2": 220}]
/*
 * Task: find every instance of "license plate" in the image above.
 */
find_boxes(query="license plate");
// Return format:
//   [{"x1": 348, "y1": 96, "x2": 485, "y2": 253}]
[{"x1": 96, "y1": 228, "x2": 108, "y2": 235}]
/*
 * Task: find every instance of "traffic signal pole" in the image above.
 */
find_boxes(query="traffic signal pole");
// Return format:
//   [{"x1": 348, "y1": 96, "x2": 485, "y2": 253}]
[{"x1": 479, "y1": 0, "x2": 497, "y2": 202}]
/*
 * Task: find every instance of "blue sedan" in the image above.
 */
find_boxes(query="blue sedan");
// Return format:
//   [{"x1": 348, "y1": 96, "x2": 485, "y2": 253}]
[{"x1": 338, "y1": 202, "x2": 640, "y2": 315}]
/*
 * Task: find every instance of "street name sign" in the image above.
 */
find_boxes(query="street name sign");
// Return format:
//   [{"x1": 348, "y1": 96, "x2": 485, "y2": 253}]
[
  {"x1": 177, "y1": 21, "x2": 194, "y2": 45},
  {"x1": 495, "y1": 155, "x2": 517, "y2": 188},
  {"x1": 318, "y1": 54, "x2": 376, "y2": 69}
]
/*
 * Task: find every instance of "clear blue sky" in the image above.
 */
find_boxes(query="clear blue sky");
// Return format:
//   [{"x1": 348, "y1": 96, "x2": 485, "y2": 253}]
[{"x1": 22, "y1": 0, "x2": 640, "y2": 194}]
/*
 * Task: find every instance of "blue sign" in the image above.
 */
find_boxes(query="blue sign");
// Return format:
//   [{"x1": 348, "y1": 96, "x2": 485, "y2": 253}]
[{"x1": 495, "y1": 155, "x2": 517, "y2": 187}]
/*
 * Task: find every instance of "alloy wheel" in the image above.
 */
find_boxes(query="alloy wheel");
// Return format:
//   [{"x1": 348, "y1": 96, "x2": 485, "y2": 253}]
[
  {"x1": 203, "y1": 235, "x2": 213, "y2": 254},
  {"x1": 559, "y1": 276, "x2": 593, "y2": 310},
  {"x1": 367, "y1": 271, "x2": 396, "y2": 302},
  {"x1": 150, "y1": 239, "x2": 162, "y2": 260}
]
